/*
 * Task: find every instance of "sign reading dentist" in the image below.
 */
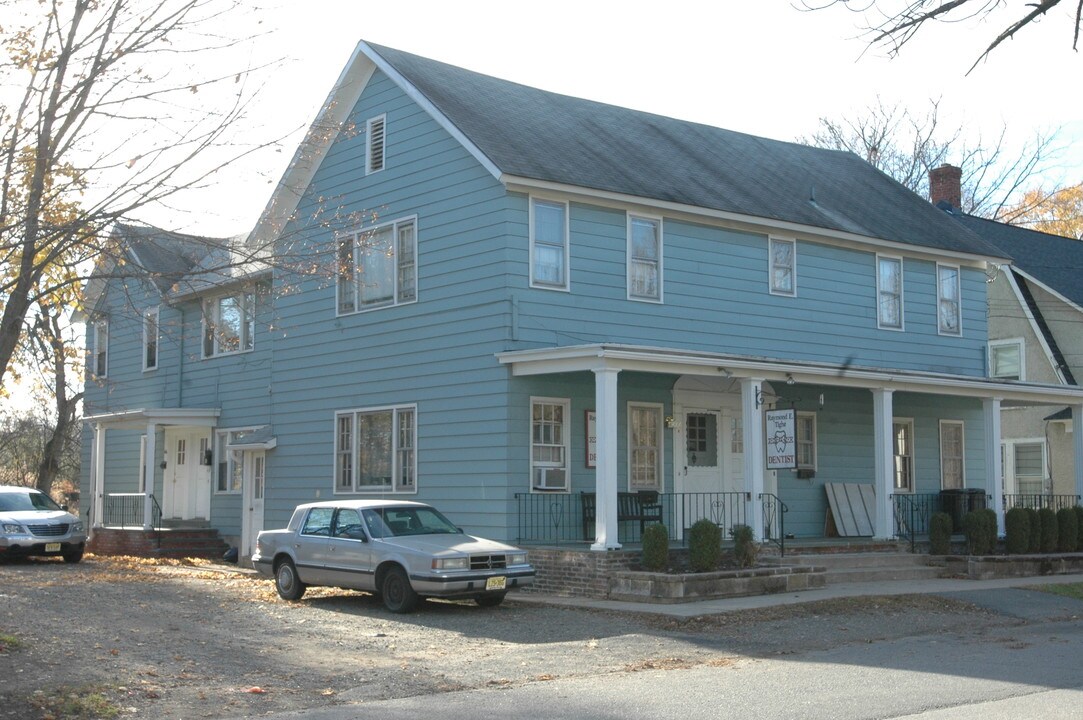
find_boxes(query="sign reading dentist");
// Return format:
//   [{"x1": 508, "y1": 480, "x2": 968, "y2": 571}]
[{"x1": 765, "y1": 408, "x2": 797, "y2": 470}]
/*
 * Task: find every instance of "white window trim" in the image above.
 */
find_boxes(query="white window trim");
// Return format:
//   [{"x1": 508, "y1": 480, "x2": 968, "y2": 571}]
[
  {"x1": 365, "y1": 113, "x2": 386, "y2": 175},
  {"x1": 989, "y1": 337, "x2": 1025, "y2": 381},
  {"x1": 627, "y1": 402, "x2": 664, "y2": 491},
  {"x1": 93, "y1": 320, "x2": 109, "y2": 378},
  {"x1": 530, "y1": 396, "x2": 571, "y2": 493},
  {"x1": 142, "y1": 306, "x2": 159, "y2": 372},
  {"x1": 939, "y1": 419, "x2": 966, "y2": 490},
  {"x1": 876, "y1": 254, "x2": 904, "y2": 331},
  {"x1": 768, "y1": 236, "x2": 797, "y2": 297},
  {"x1": 214, "y1": 426, "x2": 260, "y2": 495},
  {"x1": 138, "y1": 434, "x2": 147, "y2": 492},
  {"x1": 336, "y1": 215, "x2": 419, "y2": 316},
  {"x1": 796, "y1": 411, "x2": 817, "y2": 471},
  {"x1": 529, "y1": 196, "x2": 571, "y2": 292},
  {"x1": 333, "y1": 404, "x2": 418, "y2": 495},
  {"x1": 937, "y1": 263, "x2": 963, "y2": 337},
  {"x1": 892, "y1": 417, "x2": 915, "y2": 494},
  {"x1": 201, "y1": 290, "x2": 255, "y2": 359},
  {"x1": 627, "y1": 213, "x2": 664, "y2": 303},
  {"x1": 1001, "y1": 438, "x2": 1048, "y2": 495}
]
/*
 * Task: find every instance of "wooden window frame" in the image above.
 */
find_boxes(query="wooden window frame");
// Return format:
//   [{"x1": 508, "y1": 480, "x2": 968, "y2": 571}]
[
  {"x1": 143, "y1": 306, "x2": 159, "y2": 372},
  {"x1": 937, "y1": 263, "x2": 962, "y2": 336},
  {"x1": 529, "y1": 197, "x2": 570, "y2": 291},
  {"x1": 336, "y1": 216, "x2": 418, "y2": 315},
  {"x1": 530, "y1": 397, "x2": 571, "y2": 492},
  {"x1": 876, "y1": 255, "x2": 904, "y2": 331},
  {"x1": 939, "y1": 420, "x2": 965, "y2": 490},
  {"x1": 333, "y1": 405, "x2": 417, "y2": 494},
  {"x1": 627, "y1": 214, "x2": 663, "y2": 302},
  {"x1": 989, "y1": 338, "x2": 1024, "y2": 380},
  {"x1": 769, "y1": 236, "x2": 797, "y2": 297},
  {"x1": 627, "y1": 402, "x2": 663, "y2": 491}
]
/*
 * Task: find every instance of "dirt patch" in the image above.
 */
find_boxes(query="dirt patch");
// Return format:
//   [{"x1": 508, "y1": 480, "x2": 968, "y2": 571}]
[{"x1": 0, "y1": 555, "x2": 1015, "y2": 719}]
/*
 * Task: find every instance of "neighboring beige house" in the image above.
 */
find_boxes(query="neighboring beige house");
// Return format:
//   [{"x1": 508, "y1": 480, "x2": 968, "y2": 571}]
[{"x1": 932, "y1": 164, "x2": 1082, "y2": 506}]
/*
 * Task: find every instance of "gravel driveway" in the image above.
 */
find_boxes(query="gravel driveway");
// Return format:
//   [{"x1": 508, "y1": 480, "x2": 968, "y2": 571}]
[{"x1": 0, "y1": 555, "x2": 1013, "y2": 719}]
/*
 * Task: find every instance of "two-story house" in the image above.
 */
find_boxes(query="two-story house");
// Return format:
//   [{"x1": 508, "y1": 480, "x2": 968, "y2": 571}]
[{"x1": 81, "y1": 42, "x2": 1083, "y2": 564}]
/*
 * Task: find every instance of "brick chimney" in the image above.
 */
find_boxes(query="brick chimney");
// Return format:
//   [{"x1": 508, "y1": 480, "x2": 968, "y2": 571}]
[{"x1": 929, "y1": 164, "x2": 962, "y2": 210}]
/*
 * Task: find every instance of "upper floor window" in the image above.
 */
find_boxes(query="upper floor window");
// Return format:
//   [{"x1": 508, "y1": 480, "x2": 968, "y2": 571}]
[
  {"x1": 628, "y1": 215, "x2": 662, "y2": 302},
  {"x1": 335, "y1": 405, "x2": 416, "y2": 494},
  {"x1": 92, "y1": 320, "x2": 109, "y2": 377},
  {"x1": 338, "y1": 217, "x2": 417, "y2": 314},
  {"x1": 203, "y1": 291, "x2": 254, "y2": 357},
  {"x1": 530, "y1": 198, "x2": 568, "y2": 290},
  {"x1": 628, "y1": 403, "x2": 663, "y2": 491},
  {"x1": 143, "y1": 307, "x2": 159, "y2": 372},
  {"x1": 937, "y1": 264, "x2": 961, "y2": 336},
  {"x1": 366, "y1": 114, "x2": 386, "y2": 174},
  {"x1": 939, "y1": 420, "x2": 965, "y2": 489},
  {"x1": 769, "y1": 237, "x2": 796, "y2": 296},
  {"x1": 877, "y1": 256, "x2": 903, "y2": 330},
  {"x1": 989, "y1": 339, "x2": 1024, "y2": 380},
  {"x1": 796, "y1": 412, "x2": 817, "y2": 470},
  {"x1": 531, "y1": 397, "x2": 569, "y2": 491}
]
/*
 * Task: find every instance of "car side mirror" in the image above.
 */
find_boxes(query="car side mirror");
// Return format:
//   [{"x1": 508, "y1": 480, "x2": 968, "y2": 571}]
[
  {"x1": 345, "y1": 528, "x2": 368, "y2": 541},
  {"x1": 61, "y1": 504, "x2": 69, "y2": 511}
]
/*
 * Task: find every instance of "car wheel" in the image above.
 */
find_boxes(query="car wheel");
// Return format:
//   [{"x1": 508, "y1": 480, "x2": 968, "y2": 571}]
[
  {"x1": 381, "y1": 566, "x2": 418, "y2": 613},
  {"x1": 62, "y1": 548, "x2": 84, "y2": 564},
  {"x1": 275, "y1": 559, "x2": 307, "y2": 601},
  {"x1": 475, "y1": 592, "x2": 506, "y2": 608}
]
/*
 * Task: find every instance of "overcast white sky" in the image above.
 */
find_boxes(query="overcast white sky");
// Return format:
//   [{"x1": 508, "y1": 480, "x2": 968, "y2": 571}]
[{"x1": 137, "y1": 0, "x2": 1083, "y2": 235}]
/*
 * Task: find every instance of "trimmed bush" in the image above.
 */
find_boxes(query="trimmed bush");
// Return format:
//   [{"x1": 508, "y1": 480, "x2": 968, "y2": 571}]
[
  {"x1": 963, "y1": 510, "x2": 996, "y2": 556},
  {"x1": 1027, "y1": 508, "x2": 1042, "y2": 552},
  {"x1": 1039, "y1": 507, "x2": 1059, "y2": 553},
  {"x1": 1056, "y1": 508, "x2": 1078, "y2": 552},
  {"x1": 1075, "y1": 506, "x2": 1083, "y2": 551},
  {"x1": 641, "y1": 523, "x2": 669, "y2": 571},
  {"x1": 732, "y1": 524, "x2": 758, "y2": 568},
  {"x1": 1004, "y1": 507, "x2": 1030, "y2": 554},
  {"x1": 929, "y1": 512, "x2": 953, "y2": 555},
  {"x1": 688, "y1": 519, "x2": 722, "y2": 572}
]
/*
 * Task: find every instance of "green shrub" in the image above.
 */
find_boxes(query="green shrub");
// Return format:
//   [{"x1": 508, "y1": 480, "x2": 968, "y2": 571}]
[
  {"x1": 1039, "y1": 507, "x2": 1058, "y2": 553},
  {"x1": 1004, "y1": 507, "x2": 1030, "y2": 554},
  {"x1": 963, "y1": 510, "x2": 996, "y2": 556},
  {"x1": 929, "y1": 512, "x2": 953, "y2": 555},
  {"x1": 641, "y1": 523, "x2": 669, "y2": 571},
  {"x1": 732, "y1": 524, "x2": 758, "y2": 568},
  {"x1": 688, "y1": 519, "x2": 722, "y2": 572},
  {"x1": 1075, "y1": 506, "x2": 1083, "y2": 552},
  {"x1": 1056, "y1": 508, "x2": 1078, "y2": 552},
  {"x1": 1027, "y1": 508, "x2": 1042, "y2": 552}
]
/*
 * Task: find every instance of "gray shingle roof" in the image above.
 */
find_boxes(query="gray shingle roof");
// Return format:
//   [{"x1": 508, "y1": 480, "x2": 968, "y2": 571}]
[
  {"x1": 114, "y1": 222, "x2": 225, "y2": 292},
  {"x1": 953, "y1": 213, "x2": 1083, "y2": 308},
  {"x1": 367, "y1": 42, "x2": 1005, "y2": 259}
]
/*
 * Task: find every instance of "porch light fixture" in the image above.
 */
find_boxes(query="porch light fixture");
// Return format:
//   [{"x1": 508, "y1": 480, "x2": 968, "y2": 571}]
[
  {"x1": 786, "y1": 374, "x2": 796, "y2": 386},
  {"x1": 664, "y1": 415, "x2": 682, "y2": 431}
]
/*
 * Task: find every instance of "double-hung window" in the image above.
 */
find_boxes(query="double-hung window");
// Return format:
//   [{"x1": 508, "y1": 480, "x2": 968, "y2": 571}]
[
  {"x1": 366, "y1": 114, "x2": 386, "y2": 174},
  {"x1": 334, "y1": 405, "x2": 416, "y2": 493},
  {"x1": 939, "y1": 420, "x2": 965, "y2": 489},
  {"x1": 93, "y1": 320, "x2": 109, "y2": 377},
  {"x1": 796, "y1": 412, "x2": 817, "y2": 470},
  {"x1": 877, "y1": 256, "x2": 903, "y2": 329},
  {"x1": 531, "y1": 398, "x2": 569, "y2": 491},
  {"x1": 769, "y1": 237, "x2": 796, "y2": 296},
  {"x1": 937, "y1": 264, "x2": 961, "y2": 335},
  {"x1": 203, "y1": 291, "x2": 254, "y2": 357},
  {"x1": 893, "y1": 419, "x2": 914, "y2": 492},
  {"x1": 989, "y1": 339, "x2": 1023, "y2": 380},
  {"x1": 628, "y1": 215, "x2": 662, "y2": 301},
  {"x1": 530, "y1": 198, "x2": 568, "y2": 290},
  {"x1": 628, "y1": 403, "x2": 662, "y2": 491},
  {"x1": 143, "y1": 307, "x2": 159, "y2": 371},
  {"x1": 337, "y1": 217, "x2": 417, "y2": 313},
  {"x1": 215, "y1": 429, "x2": 254, "y2": 494}
]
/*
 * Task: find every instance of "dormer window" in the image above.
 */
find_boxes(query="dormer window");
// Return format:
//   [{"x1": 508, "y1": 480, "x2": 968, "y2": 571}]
[
  {"x1": 93, "y1": 320, "x2": 109, "y2": 377},
  {"x1": 990, "y1": 339, "x2": 1024, "y2": 380},
  {"x1": 366, "y1": 114, "x2": 386, "y2": 174}
]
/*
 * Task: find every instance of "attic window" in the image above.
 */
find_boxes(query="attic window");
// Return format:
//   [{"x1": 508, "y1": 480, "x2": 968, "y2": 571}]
[{"x1": 366, "y1": 115, "x2": 386, "y2": 174}]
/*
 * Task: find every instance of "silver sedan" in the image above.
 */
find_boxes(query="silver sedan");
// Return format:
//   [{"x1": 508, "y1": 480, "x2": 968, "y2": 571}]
[{"x1": 252, "y1": 499, "x2": 535, "y2": 612}]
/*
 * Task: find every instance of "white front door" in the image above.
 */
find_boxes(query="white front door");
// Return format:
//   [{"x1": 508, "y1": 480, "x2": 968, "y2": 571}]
[
  {"x1": 240, "y1": 451, "x2": 266, "y2": 563},
  {"x1": 680, "y1": 409, "x2": 723, "y2": 494},
  {"x1": 163, "y1": 429, "x2": 212, "y2": 520}
]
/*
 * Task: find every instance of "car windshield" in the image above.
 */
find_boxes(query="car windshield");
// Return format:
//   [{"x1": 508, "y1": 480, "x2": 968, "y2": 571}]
[
  {"x1": 0, "y1": 490, "x2": 63, "y2": 513},
  {"x1": 362, "y1": 506, "x2": 460, "y2": 538}
]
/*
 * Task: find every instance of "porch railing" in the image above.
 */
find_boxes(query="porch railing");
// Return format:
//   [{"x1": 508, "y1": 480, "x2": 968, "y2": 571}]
[
  {"x1": 892, "y1": 493, "x2": 940, "y2": 553},
  {"x1": 103, "y1": 493, "x2": 162, "y2": 539},
  {"x1": 515, "y1": 491, "x2": 751, "y2": 545},
  {"x1": 1002, "y1": 494, "x2": 1080, "y2": 512},
  {"x1": 759, "y1": 493, "x2": 788, "y2": 557}
]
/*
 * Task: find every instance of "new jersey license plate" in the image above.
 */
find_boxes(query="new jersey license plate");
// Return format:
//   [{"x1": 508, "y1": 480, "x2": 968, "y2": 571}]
[
  {"x1": 485, "y1": 576, "x2": 507, "y2": 591},
  {"x1": 45, "y1": 543, "x2": 61, "y2": 553}
]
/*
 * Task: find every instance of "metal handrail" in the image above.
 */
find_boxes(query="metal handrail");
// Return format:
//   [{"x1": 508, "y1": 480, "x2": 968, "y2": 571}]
[
  {"x1": 149, "y1": 494, "x2": 163, "y2": 547},
  {"x1": 759, "y1": 493, "x2": 788, "y2": 557}
]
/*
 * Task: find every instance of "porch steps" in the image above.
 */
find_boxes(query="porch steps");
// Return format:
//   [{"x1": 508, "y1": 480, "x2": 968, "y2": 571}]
[
  {"x1": 89, "y1": 527, "x2": 230, "y2": 560},
  {"x1": 781, "y1": 551, "x2": 944, "y2": 585}
]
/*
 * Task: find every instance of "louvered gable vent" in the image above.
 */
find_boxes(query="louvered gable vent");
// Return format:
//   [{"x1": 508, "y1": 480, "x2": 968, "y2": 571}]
[{"x1": 366, "y1": 115, "x2": 386, "y2": 174}]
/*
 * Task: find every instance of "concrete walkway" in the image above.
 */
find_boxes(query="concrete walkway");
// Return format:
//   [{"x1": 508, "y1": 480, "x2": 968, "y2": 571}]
[{"x1": 507, "y1": 572, "x2": 1083, "y2": 617}]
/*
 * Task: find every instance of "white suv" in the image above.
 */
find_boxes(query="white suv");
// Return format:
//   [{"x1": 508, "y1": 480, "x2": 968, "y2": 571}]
[{"x1": 0, "y1": 485, "x2": 86, "y2": 563}]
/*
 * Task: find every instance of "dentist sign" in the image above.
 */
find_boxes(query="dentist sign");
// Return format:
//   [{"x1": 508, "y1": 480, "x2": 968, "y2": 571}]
[{"x1": 765, "y1": 408, "x2": 797, "y2": 470}]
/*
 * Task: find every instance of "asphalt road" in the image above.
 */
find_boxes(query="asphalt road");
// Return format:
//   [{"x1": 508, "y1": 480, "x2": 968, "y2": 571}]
[{"x1": 231, "y1": 587, "x2": 1083, "y2": 720}]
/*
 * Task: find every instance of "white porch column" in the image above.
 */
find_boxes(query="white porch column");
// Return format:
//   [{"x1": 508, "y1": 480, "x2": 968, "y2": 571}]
[
  {"x1": 1073, "y1": 404, "x2": 1083, "y2": 503},
  {"x1": 144, "y1": 423, "x2": 158, "y2": 531},
  {"x1": 592, "y1": 368, "x2": 621, "y2": 551},
  {"x1": 741, "y1": 378, "x2": 766, "y2": 540},
  {"x1": 93, "y1": 424, "x2": 106, "y2": 530},
  {"x1": 983, "y1": 398, "x2": 1005, "y2": 536},
  {"x1": 872, "y1": 389, "x2": 894, "y2": 539}
]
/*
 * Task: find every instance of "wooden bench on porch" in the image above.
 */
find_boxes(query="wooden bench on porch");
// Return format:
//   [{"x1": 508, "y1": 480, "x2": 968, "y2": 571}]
[{"x1": 581, "y1": 491, "x2": 663, "y2": 540}]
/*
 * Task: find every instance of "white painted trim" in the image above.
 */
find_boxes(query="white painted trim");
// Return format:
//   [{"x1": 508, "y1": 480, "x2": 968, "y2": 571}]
[
  {"x1": 528, "y1": 396, "x2": 572, "y2": 493},
  {"x1": 875, "y1": 254, "x2": 905, "y2": 331},
  {"x1": 529, "y1": 196, "x2": 571, "y2": 292},
  {"x1": 201, "y1": 289, "x2": 256, "y2": 359},
  {"x1": 627, "y1": 213, "x2": 664, "y2": 303},
  {"x1": 142, "y1": 306, "x2": 160, "y2": 373},
  {"x1": 939, "y1": 419, "x2": 966, "y2": 490},
  {"x1": 626, "y1": 402, "x2": 664, "y2": 492},
  {"x1": 214, "y1": 426, "x2": 262, "y2": 495},
  {"x1": 768, "y1": 236, "x2": 797, "y2": 297},
  {"x1": 1012, "y1": 267, "x2": 1083, "y2": 318},
  {"x1": 1001, "y1": 437, "x2": 1048, "y2": 495},
  {"x1": 331, "y1": 404, "x2": 418, "y2": 495},
  {"x1": 891, "y1": 417, "x2": 916, "y2": 494},
  {"x1": 936, "y1": 263, "x2": 963, "y2": 337},
  {"x1": 1004, "y1": 271, "x2": 1067, "y2": 385},
  {"x1": 365, "y1": 113, "x2": 387, "y2": 175},
  {"x1": 988, "y1": 337, "x2": 1025, "y2": 381},
  {"x1": 336, "y1": 214, "x2": 420, "y2": 316},
  {"x1": 502, "y1": 175, "x2": 1003, "y2": 269},
  {"x1": 795, "y1": 411, "x2": 817, "y2": 471},
  {"x1": 83, "y1": 408, "x2": 221, "y2": 429}
]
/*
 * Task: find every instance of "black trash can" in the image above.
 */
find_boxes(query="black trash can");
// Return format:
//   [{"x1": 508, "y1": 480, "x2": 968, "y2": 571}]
[{"x1": 940, "y1": 488, "x2": 988, "y2": 532}]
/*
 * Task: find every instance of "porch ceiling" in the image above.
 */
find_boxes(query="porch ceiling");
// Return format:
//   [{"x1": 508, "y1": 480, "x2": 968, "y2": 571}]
[
  {"x1": 496, "y1": 343, "x2": 1083, "y2": 407},
  {"x1": 83, "y1": 407, "x2": 221, "y2": 430}
]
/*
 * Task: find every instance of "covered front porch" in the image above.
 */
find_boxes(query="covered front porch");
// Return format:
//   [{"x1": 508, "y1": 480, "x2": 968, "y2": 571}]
[{"x1": 498, "y1": 344, "x2": 1083, "y2": 551}]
